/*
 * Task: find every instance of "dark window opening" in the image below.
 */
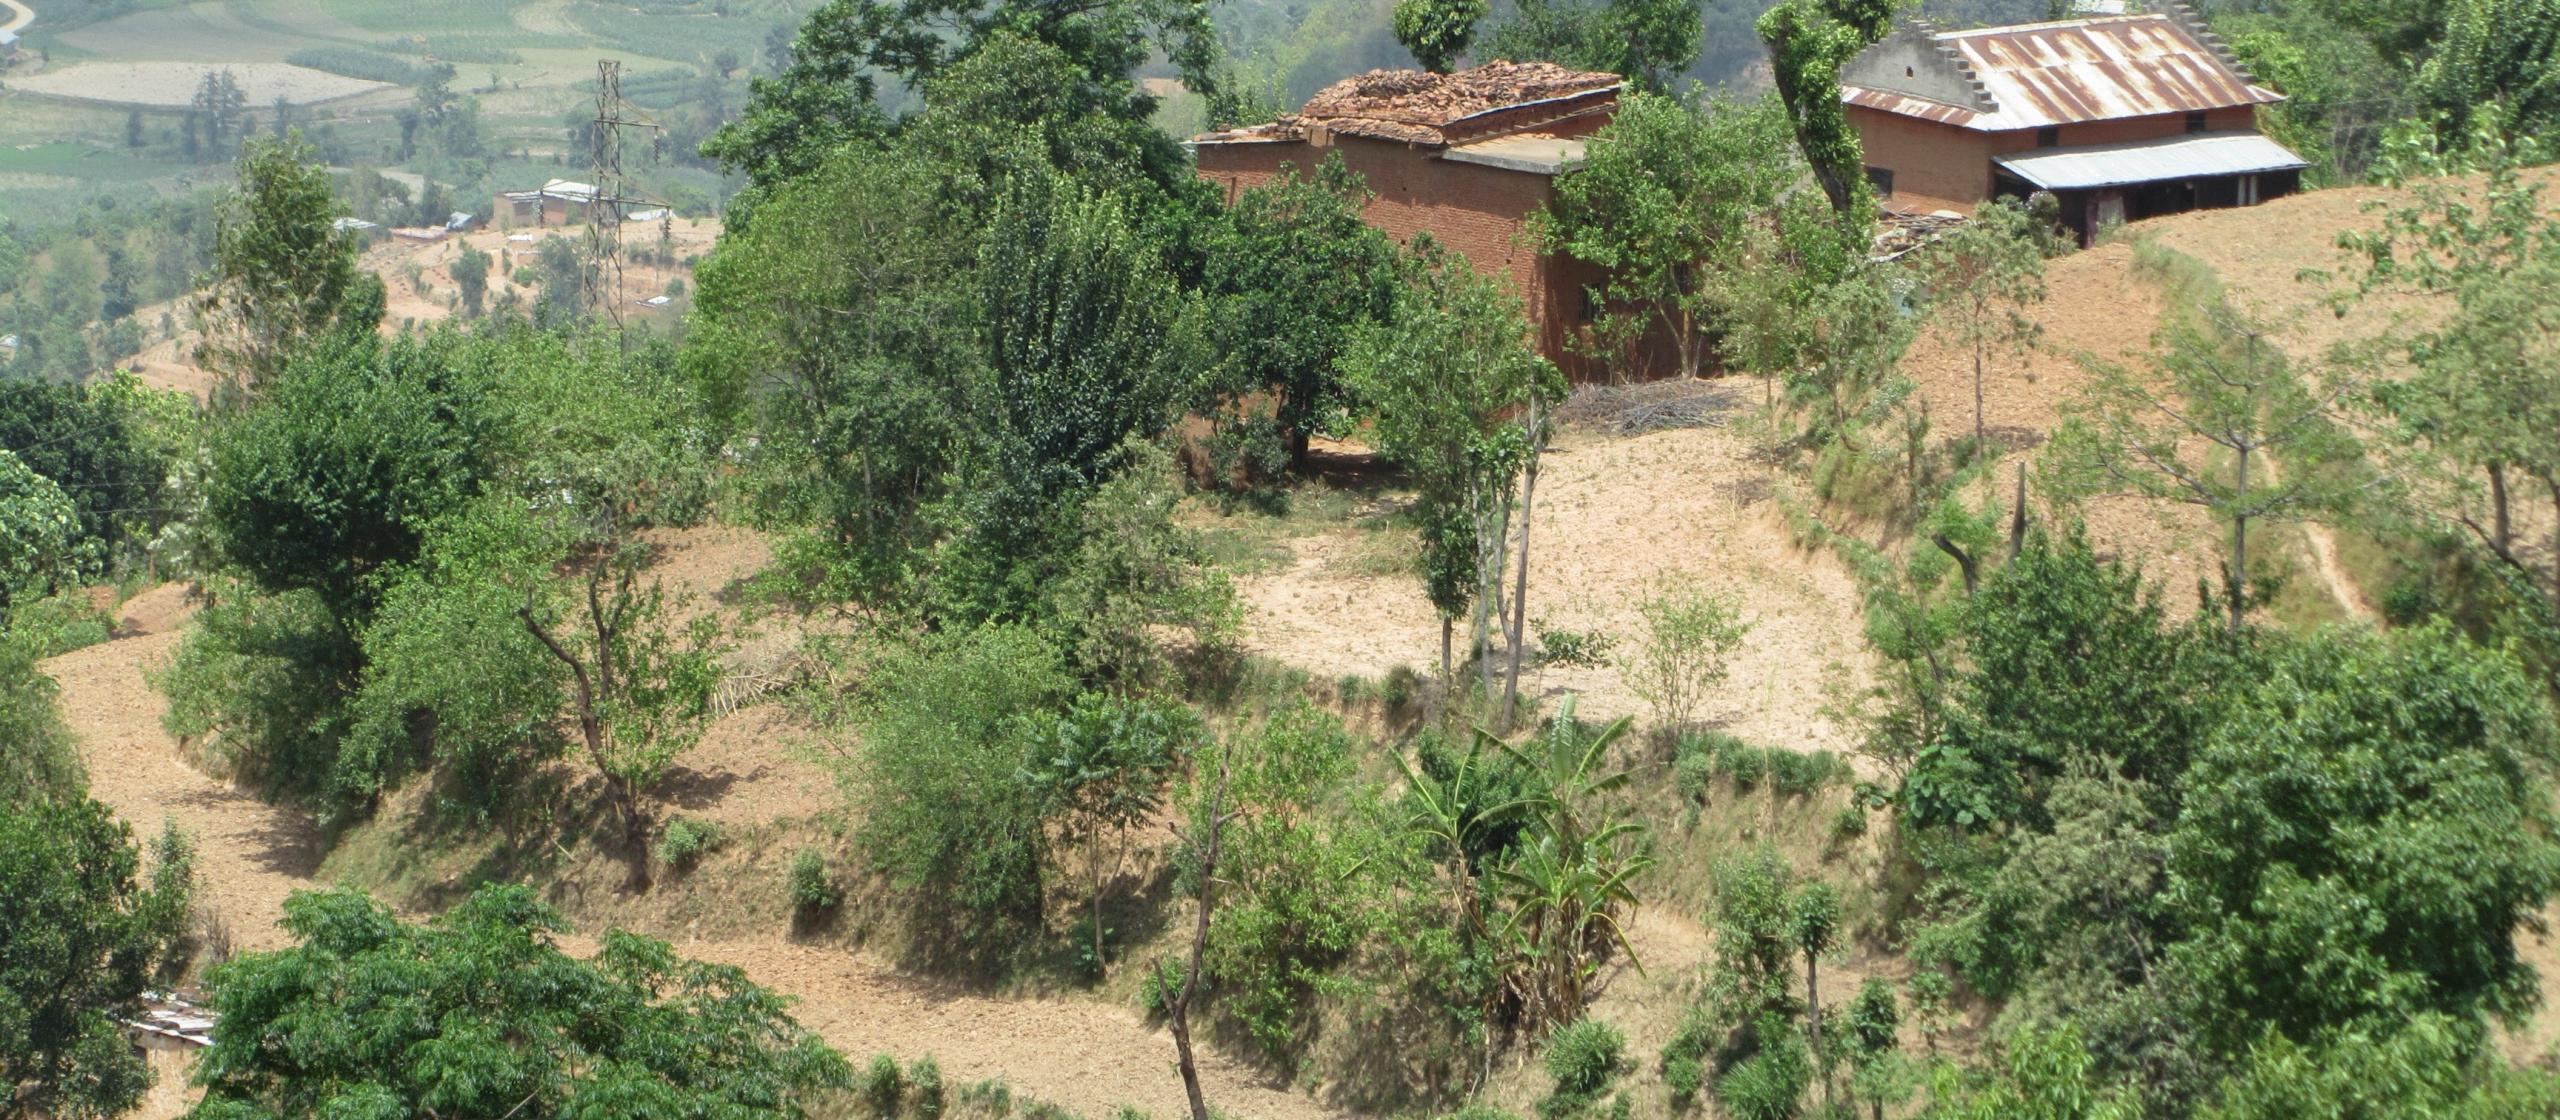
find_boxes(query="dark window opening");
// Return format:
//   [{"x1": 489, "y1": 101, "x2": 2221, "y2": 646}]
[
  {"x1": 1865, "y1": 166, "x2": 1895, "y2": 197},
  {"x1": 1905, "y1": 66, "x2": 1915, "y2": 77},
  {"x1": 2036, "y1": 126, "x2": 2060, "y2": 148},
  {"x1": 1580, "y1": 286, "x2": 1600, "y2": 323},
  {"x1": 2185, "y1": 110, "x2": 2208, "y2": 133}
]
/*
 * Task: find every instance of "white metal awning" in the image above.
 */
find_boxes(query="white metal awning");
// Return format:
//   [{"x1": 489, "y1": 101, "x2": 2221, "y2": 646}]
[{"x1": 1995, "y1": 131, "x2": 2308, "y2": 191}]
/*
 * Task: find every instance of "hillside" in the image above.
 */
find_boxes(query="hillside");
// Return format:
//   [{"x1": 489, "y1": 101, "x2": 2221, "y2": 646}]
[{"x1": 34, "y1": 171, "x2": 2558, "y2": 1120}]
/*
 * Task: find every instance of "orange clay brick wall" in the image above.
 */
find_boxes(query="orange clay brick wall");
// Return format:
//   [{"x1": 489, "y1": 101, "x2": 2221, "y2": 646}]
[
  {"x1": 1197, "y1": 134, "x2": 1604, "y2": 380},
  {"x1": 1856, "y1": 104, "x2": 2268, "y2": 214}
]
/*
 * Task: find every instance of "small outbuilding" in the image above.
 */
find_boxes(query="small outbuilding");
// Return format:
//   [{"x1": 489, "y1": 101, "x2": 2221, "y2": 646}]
[
  {"x1": 1840, "y1": 4, "x2": 2307, "y2": 244},
  {"x1": 330, "y1": 216, "x2": 388, "y2": 245},
  {"x1": 493, "y1": 180, "x2": 603, "y2": 228}
]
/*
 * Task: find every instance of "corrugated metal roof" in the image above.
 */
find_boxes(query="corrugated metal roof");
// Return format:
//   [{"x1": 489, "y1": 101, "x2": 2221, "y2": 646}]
[
  {"x1": 1844, "y1": 87, "x2": 1985, "y2": 128},
  {"x1": 1994, "y1": 130, "x2": 2307, "y2": 190},
  {"x1": 1843, "y1": 13, "x2": 2281, "y2": 132},
  {"x1": 1947, "y1": 14, "x2": 2280, "y2": 129}
]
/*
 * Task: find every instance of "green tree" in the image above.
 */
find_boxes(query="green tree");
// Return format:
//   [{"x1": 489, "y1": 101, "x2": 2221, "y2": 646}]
[
  {"x1": 185, "y1": 884, "x2": 851, "y2": 1119},
  {"x1": 0, "y1": 792, "x2": 197, "y2": 1120},
  {"x1": 1919, "y1": 198, "x2": 2048, "y2": 446},
  {"x1": 704, "y1": 0, "x2": 1214, "y2": 222},
  {"x1": 1904, "y1": 526, "x2": 2232, "y2": 832},
  {"x1": 0, "y1": 450, "x2": 82, "y2": 620},
  {"x1": 1042, "y1": 440, "x2": 1242, "y2": 692},
  {"x1": 2201, "y1": 1015, "x2": 2560, "y2": 1120},
  {"x1": 1018, "y1": 691, "x2": 1199, "y2": 972},
  {"x1": 1191, "y1": 703, "x2": 1388, "y2": 1056},
  {"x1": 2055, "y1": 304, "x2": 2366, "y2": 631},
  {"x1": 0, "y1": 635, "x2": 83, "y2": 798},
  {"x1": 1535, "y1": 93, "x2": 1837, "y2": 382},
  {"x1": 847, "y1": 625, "x2": 1072, "y2": 933},
  {"x1": 1757, "y1": 0, "x2": 1892, "y2": 224},
  {"x1": 194, "y1": 133, "x2": 377, "y2": 398},
  {"x1": 957, "y1": 172, "x2": 1193, "y2": 614},
  {"x1": 1784, "y1": 262, "x2": 1918, "y2": 448},
  {"x1": 2414, "y1": 0, "x2": 2560, "y2": 144},
  {"x1": 686, "y1": 144, "x2": 977, "y2": 597},
  {"x1": 1394, "y1": 0, "x2": 1489, "y2": 73},
  {"x1": 1923, "y1": 1026, "x2": 2141, "y2": 1120},
  {"x1": 1341, "y1": 237, "x2": 1557, "y2": 685},
  {"x1": 203, "y1": 337, "x2": 490, "y2": 626},
  {"x1": 2168, "y1": 624, "x2": 2560, "y2": 1054},
  {"x1": 2346, "y1": 133, "x2": 2560, "y2": 634},
  {"x1": 1484, "y1": 0, "x2": 1704, "y2": 92},
  {"x1": 1199, "y1": 153, "x2": 1400, "y2": 470},
  {"x1": 449, "y1": 241, "x2": 491, "y2": 318}
]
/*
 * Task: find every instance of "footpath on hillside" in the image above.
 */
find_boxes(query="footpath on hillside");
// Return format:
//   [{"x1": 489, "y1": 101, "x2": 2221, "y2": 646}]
[{"x1": 43, "y1": 586, "x2": 1339, "y2": 1120}]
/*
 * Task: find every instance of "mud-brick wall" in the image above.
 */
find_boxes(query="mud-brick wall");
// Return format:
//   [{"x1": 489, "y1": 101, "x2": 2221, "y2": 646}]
[
  {"x1": 1854, "y1": 104, "x2": 2275, "y2": 214},
  {"x1": 1196, "y1": 135, "x2": 1604, "y2": 381}
]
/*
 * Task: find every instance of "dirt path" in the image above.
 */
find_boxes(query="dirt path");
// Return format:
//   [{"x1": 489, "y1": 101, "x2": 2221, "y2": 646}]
[
  {"x1": 41, "y1": 587, "x2": 1337, "y2": 1120},
  {"x1": 2300, "y1": 522, "x2": 2375, "y2": 622}
]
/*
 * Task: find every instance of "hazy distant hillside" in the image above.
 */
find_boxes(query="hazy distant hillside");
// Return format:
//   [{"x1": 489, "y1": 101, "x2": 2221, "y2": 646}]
[{"x1": 1215, "y1": 0, "x2": 2065, "y2": 108}]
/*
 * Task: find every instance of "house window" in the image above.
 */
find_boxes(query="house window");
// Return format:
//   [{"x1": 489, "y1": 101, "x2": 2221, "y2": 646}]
[
  {"x1": 1865, "y1": 166, "x2": 1895, "y2": 197},
  {"x1": 2036, "y1": 126, "x2": 2060, "y2": 148},
  {"x1": 2186, "y1": 110, "x2": 2208, "y2": 133}
]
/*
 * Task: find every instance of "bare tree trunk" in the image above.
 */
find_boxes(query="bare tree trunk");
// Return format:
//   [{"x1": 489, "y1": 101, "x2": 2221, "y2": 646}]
[
  {"x1": 1500, "y1": 399, "x2": 1547, "y2": 733},
  {"x1": 2009, "y1": 463, "x2": 2029, "y2": 560},
  {"x1": 1440, "y1": 617, "x2": 1453, "y2": 695},
  {"x1": 1169, "y1": 757, "x2": 1234, "y2": 1120},
  {"x1": 1805, "y1": 950, "x2": 1825, "y2": 1109},
  {"x1": 1933, "y1": 534, "x2": 1978, "y2": 595},
  {"x1": 1971, "y1": 327, "x2": 1987, "y2": 446},
  {"x1": 2489, "y1": 461, "x2": 2513, "y2": 557},
  {"x1": 2230, "y1": 446, "x2": 2251, "y2": 632},
  {"x1": 520, "y1": 591, "x2": 648, "y2": 889}
]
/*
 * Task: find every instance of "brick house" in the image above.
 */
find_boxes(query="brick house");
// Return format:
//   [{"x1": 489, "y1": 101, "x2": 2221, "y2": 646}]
[
  {"x1": 1192, "y1": 62, "x2": 1624, "y2": 381},
  {"x1": 1840, "y1": 6, "x2": 2308, "y2": 244}
]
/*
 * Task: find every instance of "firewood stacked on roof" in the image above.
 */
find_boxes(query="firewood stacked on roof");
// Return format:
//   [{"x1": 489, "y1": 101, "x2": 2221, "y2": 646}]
[{"x1": 1197, "y1": 61, "x2": 1621, "y2": 147}]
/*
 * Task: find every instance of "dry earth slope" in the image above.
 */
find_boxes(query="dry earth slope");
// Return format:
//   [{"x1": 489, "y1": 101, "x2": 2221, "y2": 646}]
[{"x1": 44, "y1": 584, "x2": 1341, "y2": 1120}]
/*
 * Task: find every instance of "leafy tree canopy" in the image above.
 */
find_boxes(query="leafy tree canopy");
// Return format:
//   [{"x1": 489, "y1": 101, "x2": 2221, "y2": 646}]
[
  {"x1": 187, "y1": 884, "x2": 851, "y2": 1120},
  {"x1": 0, "y1": 795, "x2": 186, "y2": 1120},
  {"x1": 2169, "y1": 623, "x2": 2560, "y2": 1053}
]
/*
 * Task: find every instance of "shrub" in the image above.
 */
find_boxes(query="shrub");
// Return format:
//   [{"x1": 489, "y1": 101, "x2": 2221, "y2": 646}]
[
  {"x1": 5, "y1": 591, "x2": 112, "y2": 658},
  {"x1": 850, "y1": 625, "x2": 1069, "y2": 932},
  {"x1": 860, "y1": 1053, "x2": 904, "y2": 1117},
  {"x1": 655, "y1": 817, "x2": 720, "y2": 871},
  {"x1": 1379, "y1": 663, "x2": 1421, "y2": 713},
  {"x1": 1544, "y1": 1016, "x2": 1626, "y2": 1096},
  {"x1": 1621, "y1": 582, "x2": 1749, "y2": 732},
  {"x1": 1767, "y1": 750, "x2": 1840, "y2": 796},
  {"x1": 908, "y1": 1056, "x2": 944, "y2": 1119},
  {"x1": 788, "y1": 850, "x2": 838, "y2": 912},
  {"x1": 1436, "y1": 1106, "x2": 1524, "y2": 1120},
  {"x1": 1664, "y1": 1053, "x2": 1705, "y2": 1107},
  {"x1": 1722, "y1": 743, "x2": 1769, "y2": 788},
  {"x1": 1138, "y1": 956, "x2": 1185, "y2": 1016},
  {"x1": 1673, "y1": 750, "x2": 1714, "y2": 804},
  {"x1": 1714, "y1": 1020, "x2": 1812, "y2": 1120},
  {"x1": 1829, "y1": 804, "x2": 1868, "y2": 843},
  {"x1": 1534, "y1": 620, "x2": 1618, "y2": 669}
]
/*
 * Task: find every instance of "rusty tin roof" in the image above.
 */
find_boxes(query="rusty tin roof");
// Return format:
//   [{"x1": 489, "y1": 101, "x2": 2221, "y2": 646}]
[{"x1": 1844, "y1": 13, "x2": 2281, "y2": 132}]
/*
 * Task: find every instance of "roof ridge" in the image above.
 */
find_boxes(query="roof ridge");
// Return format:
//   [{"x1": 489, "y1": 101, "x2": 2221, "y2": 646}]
[{"x1": 1934, "y1": 11, "x2": 2162, "y2": 38}]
